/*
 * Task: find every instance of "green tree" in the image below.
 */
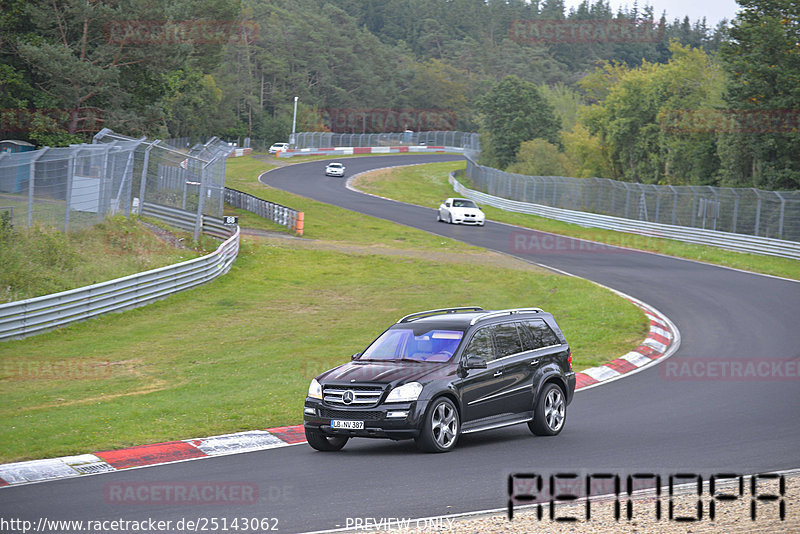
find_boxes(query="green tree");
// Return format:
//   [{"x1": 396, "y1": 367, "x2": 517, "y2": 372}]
[
  {"x1": 5, "y1": 0, "x2": 239, "y2": 142},
  {"x1": 507, "y1": 139, "x2": 573, "y2": 176},
  {"x1": 580, "y1": 41, "x2": 726, "y2": 184},
  {"x1": 562, "y1": 123, "x2": 613, "y2": 178},
  {"x1": 718, "y1": 0, "x2": 800, "y2": 189},
  {"x1": 478, "y1": 75, "x2": 560, "y2": 168}
]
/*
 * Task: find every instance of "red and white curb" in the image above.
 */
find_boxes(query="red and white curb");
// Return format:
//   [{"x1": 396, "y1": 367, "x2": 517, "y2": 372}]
[
  {"x1": 575, "y1": 291, "x2": 680, "y2": 391},
  {"x1": 0, "y1": 428, "x2": 306, "y2": 488},
  {"x1": 0, "y1": 298, "x2": 677, "y2": 489}
]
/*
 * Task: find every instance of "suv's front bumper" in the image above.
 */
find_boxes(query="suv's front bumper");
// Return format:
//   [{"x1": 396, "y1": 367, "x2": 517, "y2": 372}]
[{"x1": 303, "y1": 398, "x2": 428, "y2": 440}]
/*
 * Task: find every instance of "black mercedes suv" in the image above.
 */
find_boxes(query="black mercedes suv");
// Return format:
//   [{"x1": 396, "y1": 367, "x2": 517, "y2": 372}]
[{"x1": 303, "y1": 307, "x2": 575, "y2": 452}]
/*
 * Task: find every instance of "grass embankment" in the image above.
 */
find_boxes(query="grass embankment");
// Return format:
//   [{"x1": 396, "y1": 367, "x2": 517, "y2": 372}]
[
  {"x1": 0, "y1": 156, "x2": 646, "y2": 463},
  {"x1": 0, "y1": 216, "x2": 203, "y2": 303},
  {"x1": 355, "y1": 162, "x2": 800, "y2": 281}
]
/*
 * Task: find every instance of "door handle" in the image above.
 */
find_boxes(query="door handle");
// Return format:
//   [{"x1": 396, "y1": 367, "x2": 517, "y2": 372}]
[
  {"x1": 493, "y1": 371, "x2": 503, "y2": 377},
  {"x1": 530, "y1": 360, "x2": 540, "y2": 365}
]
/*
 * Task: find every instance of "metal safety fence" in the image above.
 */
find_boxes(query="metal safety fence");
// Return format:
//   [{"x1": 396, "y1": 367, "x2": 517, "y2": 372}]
[
  {"x1": 0, "y1": 129, "x2": 234, "y2": 241},
  {"x1": 224, "y1": 188, "x2": 304, "y2": 235},
  {"x1": 292, "y1": 131, "x2": 480, "y2": 151},
  {"x1": 464, "y1": 156, "x2": 800, "y2": 243},
  {"x1": 451, "y1": 172, "x2": 800, "y2": 260}
]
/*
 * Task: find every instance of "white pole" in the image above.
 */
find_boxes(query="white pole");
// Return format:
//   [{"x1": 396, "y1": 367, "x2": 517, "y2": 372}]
[{"x1": 290, "y1": 96, "x2": 299, "y2": 146}]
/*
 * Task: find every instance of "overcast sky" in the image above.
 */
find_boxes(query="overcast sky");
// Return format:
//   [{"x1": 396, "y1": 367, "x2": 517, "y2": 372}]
[{"x1": 563, "y1": 0, "x2": 741, "y2": 26}]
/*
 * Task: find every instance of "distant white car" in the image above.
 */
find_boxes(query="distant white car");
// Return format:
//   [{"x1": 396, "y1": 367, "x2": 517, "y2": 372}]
[
  {"x1": 438, "y1": 197, "x2": 485, "y2": 226},
  {"x1": 325, "y1": 162, "x2": 346, "y2": 177},
  {"x1": 269, "y1": 142, "x2": 289, "y2": 154}
]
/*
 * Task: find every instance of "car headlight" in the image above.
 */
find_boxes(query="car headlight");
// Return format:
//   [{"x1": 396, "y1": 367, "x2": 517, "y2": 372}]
[
  {"x1": 385, "y1": 382, "x2": 423, "y2": 403},
  {"x1": 308, "y1": 378, "x2": 322, "y2": 400}
]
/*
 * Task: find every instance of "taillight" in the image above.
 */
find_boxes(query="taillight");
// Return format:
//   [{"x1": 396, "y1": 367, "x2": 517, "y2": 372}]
[{"x1": 568, "y1": 350, "x2": 572, "y2": 369}]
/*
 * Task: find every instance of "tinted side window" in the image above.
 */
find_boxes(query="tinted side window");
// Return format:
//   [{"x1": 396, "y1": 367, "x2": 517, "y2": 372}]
[
  {"x1": 492, "y1": 323, "x2": 523, "y2": 359},
  {"x1": 463, "y1": 327, "x2": 494, "y2": 362},
  {"x1": 520, "y1": 319, "x2": 560, "y2": 350}
]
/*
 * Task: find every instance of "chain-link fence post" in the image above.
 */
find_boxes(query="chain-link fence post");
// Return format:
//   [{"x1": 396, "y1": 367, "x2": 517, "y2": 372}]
[
  {"x1": 775, "y1": 192, "x2": 785, "y2": 239},
  {"x1": 193, "y1": 163, "x2": 207, "y2": 242},
  {"x1": 138, "y1": 141, "x2": 156, "y2": 215},
  {"x1": 64, "y1": 150, "x2": 75, "y2": 232},
  {"x1": 753, "y1": 188, "x2": 762, "y2": 236},
  {"x1": 27, "y1": 149, "x2": 46, "y2": 227}
]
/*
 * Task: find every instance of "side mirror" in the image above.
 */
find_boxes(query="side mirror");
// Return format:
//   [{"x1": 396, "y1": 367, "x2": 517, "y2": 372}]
[
  {"x1": 351, "y1": 352, "x2": 361, "y2": 361},
  {"x1": 463, "y1": 355, "x2": 487, "y2": 369}
]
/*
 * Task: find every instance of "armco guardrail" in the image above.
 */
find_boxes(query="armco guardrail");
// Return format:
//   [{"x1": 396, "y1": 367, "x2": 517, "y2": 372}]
[
  {"x1": 141, "y1": 202, "x2": 233, "y2": 240},
  {"x1": 450, "y1": 173, "x2": 800, "y2": 261},
  {"x1": 465, "y1": 155, "x2": 800, "y2": 242},
  {"x1": 0, "y1": 208, "x2": 239, "y2": 341},
  {"x1": 224, "y1": 188, "x2": 304, "y2": 235}
]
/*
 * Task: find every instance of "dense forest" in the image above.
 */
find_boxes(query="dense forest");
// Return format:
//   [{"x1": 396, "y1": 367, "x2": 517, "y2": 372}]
[{"x1": 1, "y1": 0, "x2": 798, "y2": 189}]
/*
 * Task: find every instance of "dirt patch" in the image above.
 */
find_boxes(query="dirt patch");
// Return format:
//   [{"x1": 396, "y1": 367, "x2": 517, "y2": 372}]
[
  {"x1": 140, "y1": 220, "x2": 190, "y2": 250},
  {"x1": 244, "y1": 234, "x2": 552, "y2": 274}
]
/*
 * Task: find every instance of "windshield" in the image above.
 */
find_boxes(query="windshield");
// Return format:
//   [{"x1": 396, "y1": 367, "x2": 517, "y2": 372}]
[
  {"x1": 328, "y1": 163, "x2": 342, "y2": 168},
  {"x1": 360, "y1": 328, "x2": 464, "y2": 363},
  {"x1": 453, "y1": 199, "x2": 477, "y2": 208}
]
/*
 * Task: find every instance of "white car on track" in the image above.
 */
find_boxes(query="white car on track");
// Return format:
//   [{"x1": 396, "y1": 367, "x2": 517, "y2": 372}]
[
  {"x1": 438, "y1": 197, "x2": 485, "y2": 226},
  {"x1": 269, "y1": 142, "x2": 289, "y2": 154},
  {"x1": 325, "y1": 162, "x2": 346, "y2": 177}
]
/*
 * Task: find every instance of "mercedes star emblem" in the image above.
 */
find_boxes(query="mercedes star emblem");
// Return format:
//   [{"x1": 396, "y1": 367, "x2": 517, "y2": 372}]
[{"x1": 342, "y1": 390, "x2": 355, "y2": 405}]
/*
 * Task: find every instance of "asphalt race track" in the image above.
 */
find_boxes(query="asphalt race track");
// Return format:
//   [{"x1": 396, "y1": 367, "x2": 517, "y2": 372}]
[{"x1": 2, "y1": 154, "x2": 799, "y2": 533}]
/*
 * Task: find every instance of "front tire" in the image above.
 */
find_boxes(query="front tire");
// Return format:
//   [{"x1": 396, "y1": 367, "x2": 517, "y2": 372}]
[
  {"x1": 305, "y1": 428, "x2": 349, "y2": 451},
  {"x1": 416, "y1": 397, "x2": 460, "y2": 453},
  {"x1": 529, "y1": 383, "x2": 566, "y2": 436}
]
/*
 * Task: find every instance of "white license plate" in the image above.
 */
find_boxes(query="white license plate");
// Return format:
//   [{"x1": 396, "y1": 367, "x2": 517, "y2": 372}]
[{"x1": 331, "y1": 420, "x2": 364, "y2": 430}]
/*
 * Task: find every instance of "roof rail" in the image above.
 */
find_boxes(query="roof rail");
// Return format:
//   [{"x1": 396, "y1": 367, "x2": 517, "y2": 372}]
[
  {"x1": 469, "y1": 307, "x2": 543, "y2": 325},
  {"x1": 397, "y1": 306, "x2": 484, "y2": 323}
]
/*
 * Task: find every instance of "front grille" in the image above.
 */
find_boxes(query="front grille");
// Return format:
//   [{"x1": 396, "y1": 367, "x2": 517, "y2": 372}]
[
  {"x1": 319, "y1": 408, "x2": 383, "y2": 421},
  {"x1": 323, "y1": 385, "x2": 384, "y2": 407}
]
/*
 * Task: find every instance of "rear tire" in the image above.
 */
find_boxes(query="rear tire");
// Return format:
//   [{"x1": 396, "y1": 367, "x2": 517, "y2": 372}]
[
  {"x1": 529, "y1": 383, "x2": 566, "y2": 436},
  {"x1": 416, "y1": 397, "x2": 460, "y2": 453},
  {"x1": 305, "y1": 428, "x2": 349, "y2": 451}
]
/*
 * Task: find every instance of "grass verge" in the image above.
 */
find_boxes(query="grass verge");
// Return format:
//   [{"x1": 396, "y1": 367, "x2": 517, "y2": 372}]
[
  {"x1": 0, "y1": 237, "x2": 645, "y2": 463},
  {"x1": 0, "y1": 156, "x2": 648, "y2": 463},
  {"x1": 0, "y1": 216, "x2": 203, "y2": 303},
  {"x1": 224, "y1": 156, "x2": 480, "y2": 250},
  {"x1": 354, "y1": 162, "x2": 800, "y2": 281}
]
